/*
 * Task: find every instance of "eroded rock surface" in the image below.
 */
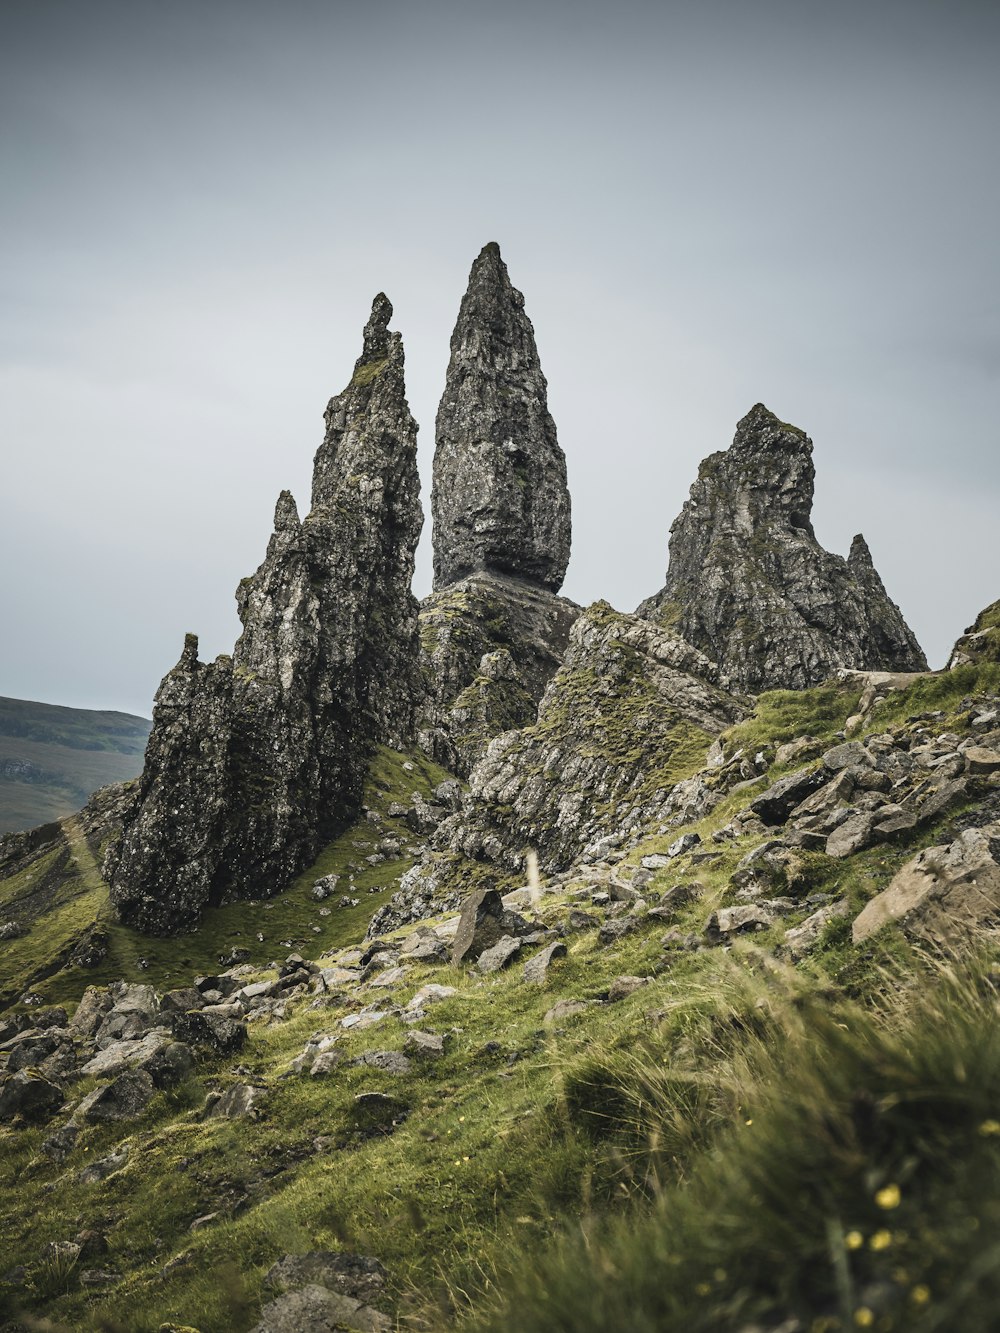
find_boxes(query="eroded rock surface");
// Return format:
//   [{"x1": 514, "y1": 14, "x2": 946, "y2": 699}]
[
  {"x1": 427, "y1": 602, "x2": 746, "y2": 876},
  {"x1": 639, "y1": 404, "x2": 927, "y2": 691},
  {"x1": 431, "y1": 243, "x2": 571, "y2": 593},
  {"x1": 107, "y1": 296, "x2": 422, "y2": 934},
  {"x1": 418, "y1": 570, "x2": 580, "y2": 775}
]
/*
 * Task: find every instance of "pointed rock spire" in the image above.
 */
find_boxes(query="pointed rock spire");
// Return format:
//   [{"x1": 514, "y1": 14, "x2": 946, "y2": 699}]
[
  {"x1": 638, "y1": 405, "x2": 928, "y2": 691},
  {"x1": 108, "y1": 297, "x2": 422, "y2": 934},
  {"x1": 431, "y1": 243, "x2": 571, "y2": 593}
]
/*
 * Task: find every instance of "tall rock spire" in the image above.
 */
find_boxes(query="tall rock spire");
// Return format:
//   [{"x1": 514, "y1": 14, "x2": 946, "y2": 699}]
[
  {"x1": 638, "y1": 404, "x2": 928, "y2": 691},
  {"x1": 107, "y1": 296, "x2": 422, "y2": 934},
  {"x1": 431, "y1": 243, "x2": 571, "y2": 593}
]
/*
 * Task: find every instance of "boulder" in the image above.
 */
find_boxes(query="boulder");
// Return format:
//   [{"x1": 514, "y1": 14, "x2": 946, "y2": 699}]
[
  {"x1": 853, "y1": 823, "x2": 1000, "y2": 947},
  {"x1": 0, "y1": 1070, "x2": 64, "y2": 1122},
  {"x1": 77, "y1": 1069, "x2": 155, "y2": 1122},
  {"x1": 250, "y1": 1284, "x2": 390, "y2": 1333},
  {"x1": 451, "y1": 888, "x2": 528, "y2": 965},
  {"x1": 522, "y1": 940, "x2": 567, "y2": 984}
]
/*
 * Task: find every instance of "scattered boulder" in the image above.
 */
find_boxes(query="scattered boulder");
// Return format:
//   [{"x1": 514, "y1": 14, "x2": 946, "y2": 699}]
[
  {"x1": 206, "y1": 1083, "x2": 265, "y2": 1120},
  {"x1": 783, "y1": 899, "x2": 849, "y2": 959},
  {"x1": 704, "y1": 905, "x2": 774, "y2": 943},
  {"x1": 404, "y1": 1030, "x2": 446, "y2": 1058},
  {"x1": 476, "y1": 935, "x2": 523, "y2": 973},
  {"x1": 853, "y1": 822, "x2": 1000, "y2": 947},
  {"x1": 0, "y1": 1070, "x2": 64, "y2": 1123},
  {"x1": 451, "y1": 888, "x2": 530, "y2": 965},
  {"x1": 77, "y1": 1069, "x2": 155, "y2": 1122},
  {"x1": 607, "y1": 975, "x2": 648, "y2": 1003},
  {"x1": 170, "y1": 1006, "x2": 247, "y2": 1054},
  {"x1": 250, "y1": 1283, "x2": 390, "y2": 1333},
  {"x1": 263, "y1": 1251, "x2": 387, "y2": 1305}
]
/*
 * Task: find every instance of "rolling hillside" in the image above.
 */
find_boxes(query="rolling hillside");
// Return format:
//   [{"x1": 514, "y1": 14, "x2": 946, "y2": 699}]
[{"x1": 0, "y1": 697, "x2": 150, "y2": 835}]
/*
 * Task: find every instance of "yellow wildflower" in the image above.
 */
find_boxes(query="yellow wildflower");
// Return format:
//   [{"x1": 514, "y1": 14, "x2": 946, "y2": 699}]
[
  {"x1": 870, "y1": 1230, "x2": 892, "y2": 1251},
  {"x1": 875, "y1": 1183, "x2": 901, "y2": 1210},
  {"x1": 845, "y1": 1230, "x2": 864, "y2": 1250},
  {"x1": 854, "y1": 1308, "x2": 875, "y2": 1328},
  {"x1": 979, "y1": 1119, "x2": 1000, "y2": 1137},
  {"x1": 911, "y1": 1285, "x2": 931, "y2": 1305}
]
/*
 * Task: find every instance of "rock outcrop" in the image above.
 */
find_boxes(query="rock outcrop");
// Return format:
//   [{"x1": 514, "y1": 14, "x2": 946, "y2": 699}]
[
  {"x1": 948, "y1": 600, "x2": 1000, "y2": 670},
  {"x1": 427, "y1": 602, "x2": 746, "y2": 875},
  {"x1": 431, "y1": 243, "x2": 571, "y2": 593},
  {"x1": 638, "y1": 404, "x2": 928, "y2": 692},
  {"x1": 107, "y1": 296, "x2": 422, "y2": 934},
  {"x1": 417, "y1": 571, "x2": 580, "y2": 776}
]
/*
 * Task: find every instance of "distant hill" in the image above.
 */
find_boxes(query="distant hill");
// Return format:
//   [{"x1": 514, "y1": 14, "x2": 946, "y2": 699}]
[{"x1": 0, "y1": 696, "x2": 150, "y2": 834}]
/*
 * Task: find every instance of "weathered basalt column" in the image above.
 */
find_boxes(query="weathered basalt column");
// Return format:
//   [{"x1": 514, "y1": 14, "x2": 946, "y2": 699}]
[
  {"x1": 638, "y1": 404, "x2": 928, "y2": 692},
  {"x1": 431, "y1": 242, "x2": 571, "y2": 593},
  {"x1": 108, "y1": 295, "x2": 422, "y2": 934}
]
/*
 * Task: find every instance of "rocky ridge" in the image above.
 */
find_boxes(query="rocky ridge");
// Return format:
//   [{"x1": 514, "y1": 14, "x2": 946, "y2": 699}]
[
  {"x1": 639, "y1": 403, "x2": 928, "y2": 691},
  {"x1": 106, "y1": 296, "x2": 422, "y2": 934},
  {"x1": 431, "y1": 243, "x2": 571, "y2": 594}
]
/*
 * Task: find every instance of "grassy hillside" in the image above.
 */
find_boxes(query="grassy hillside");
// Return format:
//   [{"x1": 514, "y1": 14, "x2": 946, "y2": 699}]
[
  {"x1": 0, "y1": 697, "x2": 151, "y2": 835},
  {"x1": 0, "y1": 655, "x2": 998, "y2": 1331}
]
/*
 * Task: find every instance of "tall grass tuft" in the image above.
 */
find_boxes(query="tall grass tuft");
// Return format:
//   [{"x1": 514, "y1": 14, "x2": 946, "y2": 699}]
[{"x1": 456, "y1": 950, "x2": 1000, "y2": 1333}]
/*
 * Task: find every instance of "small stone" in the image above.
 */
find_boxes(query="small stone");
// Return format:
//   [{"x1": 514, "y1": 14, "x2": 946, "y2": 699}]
[{"x1": 404, "y1": 1030, "x2": 445, "y2": 1057}]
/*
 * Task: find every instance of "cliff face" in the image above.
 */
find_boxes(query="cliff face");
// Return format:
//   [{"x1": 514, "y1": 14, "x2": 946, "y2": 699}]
[
  {"x1": 431, "y1": 243, "x2": 571, "y2": 594},
  {"x1": 420, "y1": 602, "x2": 746, "y2": 877},
  {"x1": 417, "y1": 572, "x2": 580, "y2": 777},
  {"x1": 638, "y1": 404, "x2": 928, "y2": 691},
  {"x1": 106, "y1": 297, "x2": 422, "y2": 934}
]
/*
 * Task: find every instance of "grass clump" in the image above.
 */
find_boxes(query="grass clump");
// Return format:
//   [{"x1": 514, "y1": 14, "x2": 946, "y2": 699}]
[{"x1": 456, "y1": 952, "x2": 1000, "y2": 1333}]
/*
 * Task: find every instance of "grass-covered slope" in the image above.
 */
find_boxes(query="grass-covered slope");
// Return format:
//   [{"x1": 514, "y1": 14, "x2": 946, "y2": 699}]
[
  {"x1": 0, "y1": 697, "x2": 151, "y2": 835},
  {"x1": 0, "y1": 654, "x2": 998, "y2": 1332}
]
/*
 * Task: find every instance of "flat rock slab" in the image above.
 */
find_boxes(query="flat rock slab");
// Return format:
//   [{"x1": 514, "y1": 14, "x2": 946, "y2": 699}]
[
  {"x1": 250, "y1": 1282, "x2": 392, "y2": 1332},
  {"x1": 476, "y1": 935, "x2": 523, "y2": 973},
  {"x1": 264, "y1": 1251, "x2": 386, "y2": 1305}
]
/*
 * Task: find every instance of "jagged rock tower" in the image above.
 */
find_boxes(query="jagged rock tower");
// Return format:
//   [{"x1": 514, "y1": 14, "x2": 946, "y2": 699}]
[
  {"x1": 638, "y1": 404, "x2": 927, "y2": 691},
  {"x1": 419, "y1": 245, "x2": 578, "y2": 775},
  {"x1": 431, "y1": 242, "x2": 571, "y2": 592},
  {"x1": 107, "y1": 296, "x2": 422, "y2": 934}
]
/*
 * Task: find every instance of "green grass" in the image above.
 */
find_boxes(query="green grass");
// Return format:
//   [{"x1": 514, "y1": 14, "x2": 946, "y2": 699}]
[{"x1": 0, "y1": 747, "x2": 451, "y2": 1010}]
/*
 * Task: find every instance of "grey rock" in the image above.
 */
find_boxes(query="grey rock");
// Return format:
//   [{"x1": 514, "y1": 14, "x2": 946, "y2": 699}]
[
  {"x1": 476, "y1": 934, "x2": 523, "y2": 973},
  {"x1": 451, "y1": 888, "x2": 529, "y2": 965},
  {"x1": 431, "y1": 242, "x2": 571, "y2": 593},
  {"x1": 826, "y1": 813, "x2": 879, "y2": 859},
  {"x1": 404, "y1": 1030, "x2": 446, "y2": 1057},
  {"x1": 822, "y1": 741, "x2": 873, "y2": 772},
  {"x1": 667, "y1": 832, "x2": 701, "y2": 858},
  {"x1": 264, "y1": 1251, "x2": 387, "y2": 1305},
  {"x1": 915, "y1": 777, "x2": 971, "y2": 824},
  {"x1": 751, "y1": 766, "x2": 826, "y2": 825},
  {"x1": 170, "y1": 1006, "x2": 247, "y2": 1054},
  {"x1": 433, "y1": 602, "x2": 745, "y2": 879},
  {"x1": 783, "y1": 899, "x2": 849, "y2": 959},
  {"x1": 853, "y1": 822, "x2": 1000, "y2": 947},
  {"x1": 207, "y1": 1083, "x2": 265, "y2": 1119},
  {"x1": 965, "y1": 746, "x2": 1000, "y2": 776},
  {"x1": 77, "y1": 1069, "x2": 154, "y2": 1122},
  {"x1": 78, "y1": 1145, "x2": 129, "y2": 1184},
  {"x1": 108, "y1": 294, "x2": 423, "y2": 935},
  {"x1": 0, "y1": 1070, "x2": 64, "y2": 1122},
  {"x1": 705, "y1": 904, "x2": 774, "y2": 942},
  {"x1": 638, "y1": 405, "x2": 927, "y2": 690},
  {"x1": 607, "y1": 975, "x2": 648, "y2": 1002},
  {"x1": 947, "y1": 599, "x2": 1000, "y2": 669},
  {"x1": 250, "y1": 1283, "x2": 391, "y2": 1333},
  {"x1": 543, "y1": 999, "x2": 591, "y2": 1024},
  {"x1": 523, "y1": 940, "x2": 568, "y2": 983},
  {"x1": 360, "y1": 1050, "x2": 412, "y2": 1075}
]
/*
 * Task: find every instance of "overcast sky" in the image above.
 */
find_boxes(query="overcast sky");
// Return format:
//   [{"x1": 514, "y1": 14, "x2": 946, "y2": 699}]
[{"x1": 2, "y1": 0, "x2": 997, "y2": 717}]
